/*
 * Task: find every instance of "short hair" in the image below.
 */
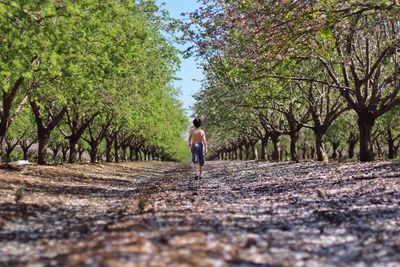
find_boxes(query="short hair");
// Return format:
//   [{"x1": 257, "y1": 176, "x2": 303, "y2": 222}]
[{"x1": 193, "y1": 118, "x2": 201, "y2": 128}]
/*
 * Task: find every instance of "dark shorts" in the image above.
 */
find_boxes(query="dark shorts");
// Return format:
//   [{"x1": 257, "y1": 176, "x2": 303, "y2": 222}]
[{"x1": 191, "y1": 143, "x2": 205, "y2": 166}]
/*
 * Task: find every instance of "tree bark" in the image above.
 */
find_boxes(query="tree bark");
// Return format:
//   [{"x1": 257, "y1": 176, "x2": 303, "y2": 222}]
[
  {"x1": 260, "y1": 137, "x2": 268, "y2": 161},
  {"x1": 331, "y1": 141, "x2": 340, "y2": 159},
  {"x1": 30, "y1": 101, "x2": 67, "y2": 165},
  {"x1": 289, "y1": 132, "x2": 300, "y2": 162},
  {"x1": 386, "y1": 127, "x2": 398, "y2": 160},
  {"x1": 121, "y1": 145, "x2": 128, "y2": 161},
  {"x1": 68, "y1": 137, "x2": 79, "y2": 163},
  {"x1": 37, "y1": 133, "x2": 50, "y2": 165},
  {"x1": 310, "y1": 147, "x2": 316, "y2": 159},
  {"x1": 114, "y1": 139, "x2": 120, "y2": 163},
  {"x1": 270, "y1": 133, "x2": 281, "y2": 162},
  {"x1": 314, "y1": 130, "x2": 328, "y2": 162},
  {"x1": 135, "y1": 149, "x2": 140, "y2": 161},
  {"x1": 129, "y1": 146, "x2": 135, "y2": 161},
  {"x1": 89, "y1": 141, "x2": 99, "y2": 163},
  {"x1": 78, "y1": 146, "x2": 84, "y2": 161},
  {"x1": 244, "y1": 144, "x2": 250, "y2": 160},
  {"x1": 4, "y1": 140, "x2": 18, "y2": 161},
  {"x1": 358, "y1": 114, "x2": 375, "y2": 162},
  {"x1": 105, "y1": 137, "x2": 113, "y2": 162},
  {"x1": 61, "y1": 146, "x2": 68, "y2": 163},
  {"x1": 238, "y1": 145, "x2": 243, "y2": 160},
  {"x1": 301, "y1": 143, "x2": 307, "y2": 160},
  {"x1": 0, "y1": 77, "x2": 24, "y2": 160},
  {"x1": 250, "y1": 143, "x2": 258, "y2": 160},
  {"x1": 0, "y1": 136, "x2": 5, "y2": 161},
  {"x1": 347, "y1": 133, "x2": 358, "y2": 159},
  {"x1": 51, "y1": 146, "x2": 60, "y2": 161},
  {"x1": 21, "y1": 141, "x2": 34, "y2": 160}
]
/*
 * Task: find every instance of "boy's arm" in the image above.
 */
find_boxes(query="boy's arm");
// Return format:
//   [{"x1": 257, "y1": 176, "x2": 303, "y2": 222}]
[
  {"x1": 188, "y1": 130, "x2": 192, "y2": 147},
  {"x1": 203, "y1": 132, "x2": 207, "y2": 154}
]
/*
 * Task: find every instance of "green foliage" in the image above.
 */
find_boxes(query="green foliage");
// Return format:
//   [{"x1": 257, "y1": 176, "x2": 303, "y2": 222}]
[
  {"x1": 188, "y1": 0, "x2": 400, "y2": 161},
  {"x1": 1, "y1": 0, "x2": 189, "y2": 163}
]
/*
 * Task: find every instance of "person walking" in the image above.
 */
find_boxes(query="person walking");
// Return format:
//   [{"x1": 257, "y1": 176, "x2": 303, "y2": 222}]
[{"x1": 188, "y1": 118, "x2": 207, "y2": 178}]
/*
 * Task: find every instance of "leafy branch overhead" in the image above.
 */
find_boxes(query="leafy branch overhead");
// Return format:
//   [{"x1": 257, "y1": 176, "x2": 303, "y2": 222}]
[
  {"x1": 0, "y1": 0, "x2": 190, "y2": 164},
  {"x1": 186, "y1": 0, "x2": 400, "y2": 162}
]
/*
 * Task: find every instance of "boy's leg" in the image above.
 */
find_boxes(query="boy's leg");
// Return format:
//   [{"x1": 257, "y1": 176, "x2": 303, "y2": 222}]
[
  {"x1": 198, "y1": 144, "x2": 205, "y2": 177},
  {"x1": 193, "y1": 163, "x2": 198, "y2": 178},
  {"x1": 191, "y1": 145, "x2": 199, "y2": 177}
]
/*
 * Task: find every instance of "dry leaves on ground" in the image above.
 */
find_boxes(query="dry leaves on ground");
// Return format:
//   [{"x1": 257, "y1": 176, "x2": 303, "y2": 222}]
[{"x1": 0, "y1": 160, "x2": 399, "y2": 267}]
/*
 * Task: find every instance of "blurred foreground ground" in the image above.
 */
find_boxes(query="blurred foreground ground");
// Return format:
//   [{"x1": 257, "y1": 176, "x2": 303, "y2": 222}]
[{"x1": 0, "y1": 160, "x2": 399, "y2": 267}]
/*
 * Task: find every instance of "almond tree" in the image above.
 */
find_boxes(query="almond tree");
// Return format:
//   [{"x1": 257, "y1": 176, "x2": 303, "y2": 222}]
[{"x1": 186, "y1": 0, "x2": 400, "y2": 162}]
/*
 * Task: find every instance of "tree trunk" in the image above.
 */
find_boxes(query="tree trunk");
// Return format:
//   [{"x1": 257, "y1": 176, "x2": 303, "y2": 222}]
[
  {"x1": 270, "y1": 134, "x2": 281, "y2": 162},
  {"x1": 239, "y1": 145, "x2": 243, "y2": 160},
  {"x1": 249, "y1": 144, "x2": 255, "y2": 160},
  {"x1": 89, "y1": 141, "x2": 99, "y2": 163},
  {"x1": 301, "y1": 143, "x2": 307, "y2": 160},
  {"x1": 51, "y1": 147, "x2": 59, "y2": 161},
  {"x1": 289, "y1": 132, "x2": 300, "y2": 162},
  {"x1": 105, "y1": 137, "x2": 113, "y2": 162},
  {"x1": 331, "y1": 141, "x2": 340, "y2": 159},
  {"x1": 394, "y1": 146, "x2": 399, "y2": 159},
  {"x1": 310, "y1": 147, "x2": 316, "y2": 159},
  {"x1": 5, "y1": 144, "x2": 15, "y2": 162},
  {"x1": 114, "y1": 139, "x2": 120, "y2": 163},
  {"x1": 0, "y1": 136, "x2": 5, "y2": 161},
  {"x1": 375, "y1": 140, "x2": 383, "y2": 158},
  {"x1": 61, "y1": 148, "x2": 68, "y2": 163},
  {"x1": 314, "y1": 130, "x2": 328, "y2": 162},
  {"x1": 129, "y1": 146, "x2": 134, "y2": 161},
  {"x1": 78, "y1": 148, "x2": 84, "y2": 161},
  {"x1": 332, "y1": 147, "x2": 338, "y2": 159},
  {"x1": 22, "y1": 148, "x2": 30, "y2": 160},
  {"x1": 347, "y1": 133, "x2": 358, "y2": 159},
  {"x1": 388, "y1": 140, "x2": 395, "y2": 159},
  {"x1": 68, "y1": 137, "x2": 79, "y2": 163},
  {"x1": 358, "y1": 115, "x2": 375, "y2": 162},
  {"x1": 121, "y1": 145, "x2": 128, "y2": 161},
  {"x1": 37, "y1": 133, "x2": 50, "y2": 165},
  {"x1": 260, "y1": 137, "x2": 268, "y2": 161},
  {"x1": 30, "y1": 102, "x2": 67, "y2": 165},
  {"x1": 338, "y1": 148, "x2": 344, "y2": 159},
  {"x1": 348, "y1": 143, "x2": 354, "y2": 159},
  {"x1": 244, "y1": 144, "x2": 250, "y2": 160},
  {"x1": 0, "y1": 77, "x2": 24, "y2": 161},
  {"x1": 387, "y1": 128, "x2": 396, "y2": 159},
  {"x1": 135, "y1": 149, "x2": 140, "y2": 161},
  {"x1": 233, "y1": 148, "x2": 238, "y2": 160}
]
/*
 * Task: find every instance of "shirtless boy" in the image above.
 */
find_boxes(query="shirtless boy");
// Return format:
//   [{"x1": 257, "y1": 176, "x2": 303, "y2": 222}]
[{"x1": 188, "y1": 118, "x2": 207, "y2": 178}]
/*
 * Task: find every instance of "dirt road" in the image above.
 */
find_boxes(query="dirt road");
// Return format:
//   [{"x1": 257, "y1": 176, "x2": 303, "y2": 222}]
[{"x1": 0, "y1": 161, "x2": 399, "y2": 266}]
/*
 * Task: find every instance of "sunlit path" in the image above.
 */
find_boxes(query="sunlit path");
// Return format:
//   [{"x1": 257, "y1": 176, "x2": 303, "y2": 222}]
[{"x1": 1, "y1": 161, "x2": 398, "y2": 266}]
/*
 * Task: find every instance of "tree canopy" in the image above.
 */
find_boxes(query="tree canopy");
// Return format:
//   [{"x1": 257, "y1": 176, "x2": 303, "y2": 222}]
[
  {"x1": 185, "y1": 0, "x2": 400, "y2": 162},
  {"x1": 0, "y1": 0, "x2": 190, "y2": 164}
]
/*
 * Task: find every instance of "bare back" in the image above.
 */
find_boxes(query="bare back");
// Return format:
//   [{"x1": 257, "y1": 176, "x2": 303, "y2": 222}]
[{"x1": 189, "y1": 127, "x2": 205, "y2": 144}]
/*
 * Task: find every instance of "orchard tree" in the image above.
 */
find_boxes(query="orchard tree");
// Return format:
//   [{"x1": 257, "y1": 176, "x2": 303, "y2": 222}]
[{"x1": 186, "y1": 0, "x2": 400, "y2": 162}]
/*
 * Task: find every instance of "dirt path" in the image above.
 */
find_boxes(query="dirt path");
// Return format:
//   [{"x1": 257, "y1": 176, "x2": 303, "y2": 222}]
[{"x1": 0, "y1": 161, "x2": 399, "y2": 266}]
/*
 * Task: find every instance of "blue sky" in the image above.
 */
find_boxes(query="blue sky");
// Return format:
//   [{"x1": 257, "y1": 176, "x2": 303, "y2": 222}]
[{"x1": 156, "y1": 0, "x2": 203, "y2": 116}]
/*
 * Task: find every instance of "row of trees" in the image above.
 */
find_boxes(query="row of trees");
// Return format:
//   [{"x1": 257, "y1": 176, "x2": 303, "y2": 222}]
[
  {"x1": 185, "y1": 0, "x2": 400, "y2": 162},
  {"x1": 1, "y1": 0, "x2": 190, "y2": 164}
]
